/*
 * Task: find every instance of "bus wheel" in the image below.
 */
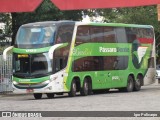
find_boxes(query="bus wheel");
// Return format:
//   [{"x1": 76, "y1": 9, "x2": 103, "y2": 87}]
[
  {"x1": 80, "y1": 78, "x2": 89, "y2": 96},
  {"x1": 46, "y1": 93, "x2": 55, "y2": 99},
  {"x1": 68, "y1": 80, "x2": 77, "y2": 97},
  {"x1": 125, "y1": 76, "x2": 134, "y2": 92},
  {"x1": 134, "y1": 75, "x2": 142, "y2": 91},
  {"x1": 33, "y1": 93, "x2": 42, "y2": 99}
]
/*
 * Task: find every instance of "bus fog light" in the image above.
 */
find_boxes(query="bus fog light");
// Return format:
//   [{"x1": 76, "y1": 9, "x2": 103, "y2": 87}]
[
  {"x1": 46, "y1": 86, "x2": 52, "y2": 90},
  {"x1": 50, "y1": 76, "x2": 58, "y2": 81},
  {"x1": 47, "y1": 86, "x2": 52, "y2": 90},
  {"x1": 53, "y1": 76, "x2": 58, "y2": 80}
]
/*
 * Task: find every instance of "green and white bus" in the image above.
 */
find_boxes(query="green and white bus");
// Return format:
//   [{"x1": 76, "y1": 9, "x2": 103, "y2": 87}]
[{"x1": 3, "y1": 21, "x2": 156, "y2": 99}]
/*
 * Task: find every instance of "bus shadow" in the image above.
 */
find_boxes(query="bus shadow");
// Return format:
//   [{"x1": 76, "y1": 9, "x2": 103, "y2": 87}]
[
  {"x1": 27, "y1": 85, "x2": 160, "y2": 100},
  {"x1": 27, "y1": 89, "x2": 121, "y2": 100}
]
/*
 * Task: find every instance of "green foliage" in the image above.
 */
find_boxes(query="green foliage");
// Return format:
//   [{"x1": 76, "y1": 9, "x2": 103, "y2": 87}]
[
  {"x1": 12, "y1": 0, "x2": 82, "y2": 24},
  {"x1": 0, "y1": 13, "x2": 12, "y2": 48},
  {"x1": 86, "y1": 6, "x2": 159, "y2": 32},
  {"x1": 0, "y1": 13, "x2": 12, "y2": 36},
  {"x1": 88, "y1": 6, "x2": 158, "y2": 30}
]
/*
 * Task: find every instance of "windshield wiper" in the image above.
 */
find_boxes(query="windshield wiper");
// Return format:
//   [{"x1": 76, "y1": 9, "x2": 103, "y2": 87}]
[
  {"x1": 30, "y1": 73, "x2": 51, "y2": 78},
  {"x1": 13, "y1": 73, "x2": 30, "y2": 78}
]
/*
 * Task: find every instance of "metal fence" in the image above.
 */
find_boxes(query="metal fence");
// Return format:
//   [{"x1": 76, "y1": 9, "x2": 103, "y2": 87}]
[{"x1": 0, "y1": 54, "x2": 13, "y2": 93}]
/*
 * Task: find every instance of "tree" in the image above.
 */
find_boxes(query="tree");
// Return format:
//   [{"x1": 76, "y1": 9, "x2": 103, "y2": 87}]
[
  {"x1": 11, "y1": 0, "x2": 82, "y2": 45},
  {"x1": 0, "y1": 13, "x2": 12, "y2": 46}
]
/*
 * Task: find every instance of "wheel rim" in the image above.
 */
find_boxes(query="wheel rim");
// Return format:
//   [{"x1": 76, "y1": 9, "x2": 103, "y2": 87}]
[
  {"x1": 84, "y1": 81, "x2": 89, "y2": 92},
  {"x1": 73, "y1": 82, "x2": 76, "y2": 92},
  {"x1": 128, "y1": 79, "x2": 132, "y2": 88},
  {"x1": 136, "y1": 78, "x2": 141, "y2": 86},
  {"x1": 128, "y1": 77, "x2": 133, "y2": 91}
]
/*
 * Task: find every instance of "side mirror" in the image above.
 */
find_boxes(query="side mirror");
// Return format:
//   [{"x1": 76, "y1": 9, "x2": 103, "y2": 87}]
[{"x1": 3, "y1": 46, "x2": 13, "y2": 61}]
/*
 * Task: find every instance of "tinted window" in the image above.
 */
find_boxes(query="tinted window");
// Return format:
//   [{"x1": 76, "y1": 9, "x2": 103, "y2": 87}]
[
  {"x1": 53, "y1": 44, "x2": 70, "y2": 73},
  {"x1": 73, "y1": 56, "x2": 128, "y2": 72},
  {"x1": 126, "y1": 27, "x2": 154, "y2": 43},
  {"x1": 73, "y1": 56, "x2": 102, "y2": 72},
  {"x1": 56, "y1": 25, "x2": 74, "y2": 44},
  {"x1": 104, "y1": 27, "x2": 116, "y2": 43},
  {"x1": 76, "y1": 26, "x2": 90, "y2": 45},
  {"x1": 76, "y1": 26, "x2": 116, "y2": 45},
  {"x1": 103, "y1": 56, "x2": 128, "y2": 70},
  {"x1": 53, "y1": 24, "x2": 74, "y2": 73},
  {"x1": 90, "y1": 27, "x2": 103, "y2": 42},
  {"x1": 115, "y1": 27, "x2": 127, "y2": 43}
]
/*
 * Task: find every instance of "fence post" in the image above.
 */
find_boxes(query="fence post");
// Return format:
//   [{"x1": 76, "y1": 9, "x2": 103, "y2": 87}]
[{"x1": 0, "y1": 54, "x2": 13, "y2": 93}]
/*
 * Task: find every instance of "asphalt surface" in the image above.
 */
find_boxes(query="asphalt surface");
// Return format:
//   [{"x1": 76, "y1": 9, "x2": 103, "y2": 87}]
[{"x1": 0, "y1": 80, "x2": 160, "y2": 120}]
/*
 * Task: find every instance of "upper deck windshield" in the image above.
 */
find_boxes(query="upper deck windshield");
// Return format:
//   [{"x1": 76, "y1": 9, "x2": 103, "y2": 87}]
[{"x1": 15, "y1": 25, "x2": 56, "y2": 48}]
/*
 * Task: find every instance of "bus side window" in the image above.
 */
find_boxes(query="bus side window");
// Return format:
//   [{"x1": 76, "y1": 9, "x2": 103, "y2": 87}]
[
  {"x1": 90, "y1": 26, "x2": 103, "y2": 42},
  {"x1": 56, "y1": 25, "x2": 74, "y2": 44},
  {"x1": 73, "y1": 56, "x2": 103, "y2": 72},
  {"x1": 103, "y1": 27, "x2": 116, "y2": 43},
  {"x1": 76, "y1": 26, "x2": 90, "y2": 45},
  {"x1": 115, "y1": 27, "x2": 127, "y2": 43},
  {"x1": 53, "y1": 45, "x2": 69, "y2": 73},
  {"x1": 54, "y1": 57, "x2": 63, "y2": 72}
]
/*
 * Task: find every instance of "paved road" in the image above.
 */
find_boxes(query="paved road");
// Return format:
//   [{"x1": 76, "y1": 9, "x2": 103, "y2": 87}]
[{"x1": 0, "y1": 81, "x2": 160, "y2": 119}]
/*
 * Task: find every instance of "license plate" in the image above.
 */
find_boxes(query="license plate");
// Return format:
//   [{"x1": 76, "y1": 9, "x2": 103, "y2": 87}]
[{"x1": 26, "y1": 89, "x2": 34, "y2": 93}]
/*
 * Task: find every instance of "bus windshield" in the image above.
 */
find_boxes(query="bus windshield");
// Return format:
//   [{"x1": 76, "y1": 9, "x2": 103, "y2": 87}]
[
  {"x1": 15, "y1": 25, "x2": 56, "y2": 48},
  {"x1": 13, "y1": 53, "x2": 52, "y2": 78}
]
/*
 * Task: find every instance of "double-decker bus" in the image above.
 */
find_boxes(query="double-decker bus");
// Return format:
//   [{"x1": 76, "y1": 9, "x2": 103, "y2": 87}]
[{"x1": 3, "y1": 21, "x2": 156, "y2": 99}]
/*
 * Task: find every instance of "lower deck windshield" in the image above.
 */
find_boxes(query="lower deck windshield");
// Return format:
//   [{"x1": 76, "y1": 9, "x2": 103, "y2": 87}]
[{"x1": 13, "y1": 53, "x2": 52, "y2": 78}]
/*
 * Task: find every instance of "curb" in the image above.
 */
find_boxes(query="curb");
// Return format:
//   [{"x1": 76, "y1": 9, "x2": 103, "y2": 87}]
[{"x1": 0, "y1": 92, "x2": 32, "y2": 97}]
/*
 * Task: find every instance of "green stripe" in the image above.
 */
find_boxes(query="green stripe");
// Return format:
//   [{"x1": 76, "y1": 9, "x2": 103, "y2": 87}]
[
  {"x1": 90, "y1": 23, "x2": 152, "y2": 28},
  {"x1": 13, "y1": 47, "x2": 51, "y2": 54},
  {"x1": 13, "y1": 76, "x2": 50, "y2": 83},
  {"x1": 13, "y1": 84, "x2": 48, "y2": 89}
]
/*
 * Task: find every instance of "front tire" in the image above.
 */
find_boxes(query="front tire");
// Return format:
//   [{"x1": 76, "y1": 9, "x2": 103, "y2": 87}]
[
  {"x1": 46, "y1": 93, "x2": 55, "y2": 99},
  {"x1": 68, "y1": 80, "x2": 77, "y2": 97},
  {"x1": 33, "y1": 93, "x2": 42, "y2": 99}
]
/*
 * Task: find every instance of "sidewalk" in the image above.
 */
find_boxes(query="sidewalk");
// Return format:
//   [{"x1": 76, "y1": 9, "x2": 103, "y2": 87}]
[{"x1": 0, "y1": 92, "x2": 32, "y2": 97}]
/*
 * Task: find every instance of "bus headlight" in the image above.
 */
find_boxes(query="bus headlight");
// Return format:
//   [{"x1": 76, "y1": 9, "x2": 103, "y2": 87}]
[
  {"x1": 13, "y1": 81, "x2": 18, "y2": 85},
  {"x1": 42, "y1": 80, "x2": 50, "y2": 84}
]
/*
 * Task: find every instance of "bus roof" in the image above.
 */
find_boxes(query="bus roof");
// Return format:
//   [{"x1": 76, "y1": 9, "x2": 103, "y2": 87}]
[
  {"x1": 21, "y1": 21, "x2": 153, "y2": 29},
  {"x1": 75, "y1": 22, "x2": 153, "y2": 29},
  {"x1": 21, "y1": 21, "x2": 75, "y2": 27}
]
